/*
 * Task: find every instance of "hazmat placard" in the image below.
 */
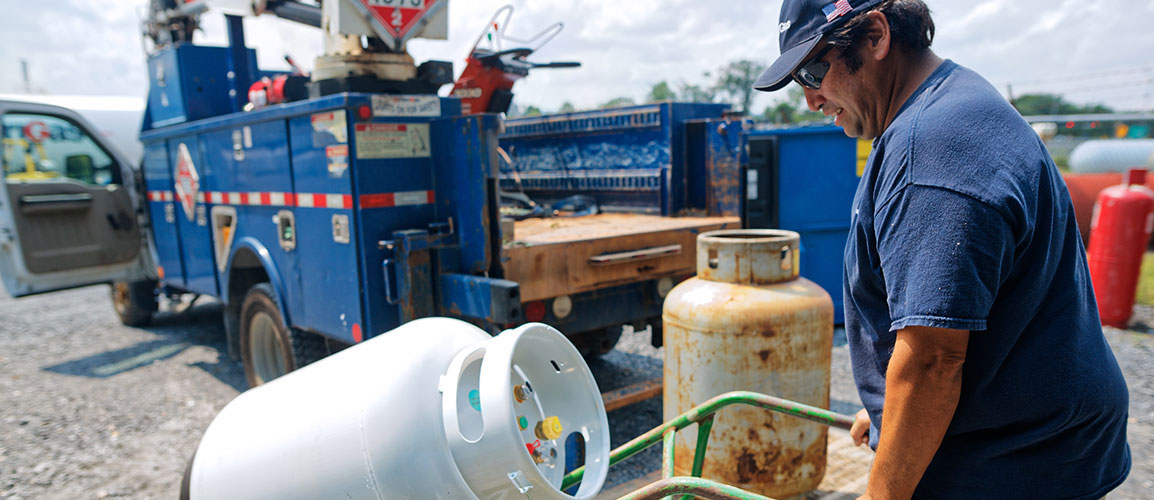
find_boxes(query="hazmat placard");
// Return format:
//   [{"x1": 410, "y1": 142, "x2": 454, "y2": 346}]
[
  {"x1": 354, "y1": 123, "x2": 431, "y2": 159},
  {"x1": 174, "y1": 142, "x2": 200, "y2": 221}
]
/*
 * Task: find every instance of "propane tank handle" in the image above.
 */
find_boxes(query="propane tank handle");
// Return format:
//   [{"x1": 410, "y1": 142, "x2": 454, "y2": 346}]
[
  {"x1": 441, "y1": 344, "x2": 489, "y2": 444},
  {"x1": 1126, "y1": 168, "x2": 1147, "y2": 187}
]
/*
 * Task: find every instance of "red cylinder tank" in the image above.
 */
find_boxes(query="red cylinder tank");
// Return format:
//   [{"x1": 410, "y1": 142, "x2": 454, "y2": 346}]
[{"x1": 1087, "y1": 168, "x2": 1154, "y2": 328}]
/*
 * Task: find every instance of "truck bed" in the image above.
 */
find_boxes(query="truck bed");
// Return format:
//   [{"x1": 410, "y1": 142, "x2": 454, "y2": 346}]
[{"x1": 504, "y1": 214, "x2": 741, "y2": 302}]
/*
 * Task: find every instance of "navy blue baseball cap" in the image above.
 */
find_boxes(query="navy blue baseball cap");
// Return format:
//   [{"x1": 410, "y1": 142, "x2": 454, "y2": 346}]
[{"x1": 754, "y1": 0, "x2": 883, "y2": 92}]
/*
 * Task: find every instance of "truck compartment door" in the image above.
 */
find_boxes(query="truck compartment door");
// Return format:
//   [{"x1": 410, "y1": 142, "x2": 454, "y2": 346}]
[{"x1": 0, "y1": 106, "x2": 146, "y2": 297}]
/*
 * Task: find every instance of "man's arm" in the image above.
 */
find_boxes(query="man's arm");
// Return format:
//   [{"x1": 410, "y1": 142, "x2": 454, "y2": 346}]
[{"x1": 863, "y1": 326, "x2": 969, "y2": 500}]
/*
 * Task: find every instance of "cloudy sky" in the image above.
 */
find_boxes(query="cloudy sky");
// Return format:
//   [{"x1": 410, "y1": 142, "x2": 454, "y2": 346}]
[{"x1": 1, "y1": 0, "x2": 1152, "y2": 115}]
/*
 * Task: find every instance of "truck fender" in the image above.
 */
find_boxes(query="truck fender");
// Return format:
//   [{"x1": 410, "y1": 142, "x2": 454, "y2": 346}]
[{"x1": 223, "y1": 236, "x2": 293, "y2": 326}]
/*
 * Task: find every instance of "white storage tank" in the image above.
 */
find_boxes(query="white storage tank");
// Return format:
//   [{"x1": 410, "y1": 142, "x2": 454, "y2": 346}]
[
  {"x1": 184, "y1": 317, "x2": 610, "y2": 499},
  {"x1": 1069, "y1": 139, "x2": 1154, "y2": 173}
]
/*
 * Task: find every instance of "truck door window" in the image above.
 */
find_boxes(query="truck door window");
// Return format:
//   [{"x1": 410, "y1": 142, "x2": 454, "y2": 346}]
[{"x1": 2, "y1": 113, "x2": 119, "y2": 186}]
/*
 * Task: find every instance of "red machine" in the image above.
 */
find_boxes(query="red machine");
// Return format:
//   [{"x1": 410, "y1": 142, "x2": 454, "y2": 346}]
[
  {"x1": 1087, "y1": 168, "x2": 1154, "y2": 328},
  {"x1": 451, "y1": 6, "x2": 579, "y2": 115}
]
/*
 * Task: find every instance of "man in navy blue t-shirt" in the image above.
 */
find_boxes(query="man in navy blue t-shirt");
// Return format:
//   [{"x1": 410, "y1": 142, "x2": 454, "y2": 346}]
[{"x1": 753, "y1": 1, "x2": 1130, "y2": 498}]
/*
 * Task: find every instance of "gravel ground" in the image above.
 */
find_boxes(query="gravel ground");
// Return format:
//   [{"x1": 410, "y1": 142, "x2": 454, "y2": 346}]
[
  {"x1": 0, "y1": 286, "x2": 242, "y2": 499},
  {"x1": 1, "y1": 285, "x2": 1153, "y2": 498}
]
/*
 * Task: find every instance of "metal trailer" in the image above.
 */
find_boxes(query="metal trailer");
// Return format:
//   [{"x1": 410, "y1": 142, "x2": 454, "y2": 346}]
[
  {"x1": 500, "y1": 118, "x2": 864, "y2": 325},
  {"x1": 495, "y1": 103, "x2": 748, "y2": 349}
]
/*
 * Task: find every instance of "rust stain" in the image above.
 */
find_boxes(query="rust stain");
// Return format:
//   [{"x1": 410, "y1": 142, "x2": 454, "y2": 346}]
[
  {"x1": 662, "y1": 238, "x2": 834, "y2": 497},
  {"x1": 735, "y1": 450, "x2": 760, "y2": 484}
]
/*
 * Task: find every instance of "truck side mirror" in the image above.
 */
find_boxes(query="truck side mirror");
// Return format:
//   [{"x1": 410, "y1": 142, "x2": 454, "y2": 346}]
[{"x1": 65, "y1": 154, "x2": 95, "y2": 184}]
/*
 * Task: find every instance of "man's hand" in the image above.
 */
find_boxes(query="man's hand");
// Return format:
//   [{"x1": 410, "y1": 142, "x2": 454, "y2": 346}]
[{"x1": 850, "y1": 408, "x2": 871, "y2": 446}]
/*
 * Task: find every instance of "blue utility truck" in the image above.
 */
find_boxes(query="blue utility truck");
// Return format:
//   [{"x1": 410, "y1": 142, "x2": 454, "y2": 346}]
[
  {"x1": 0, "y1": 1, "x2": 859, "y2": 387},
  {"x1": 0, "y1": 1, "x2": 749, "y2": 387}
]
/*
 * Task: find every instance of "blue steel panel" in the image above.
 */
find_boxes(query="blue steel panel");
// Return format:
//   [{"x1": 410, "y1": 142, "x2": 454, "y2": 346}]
[
  {"x1": 141, "y1": 141, "x2": 186, "y2": 288},
  {"x1": 142, "y1": 93, "x2": 451, "y2": 140},
  {"x1": 167, "y1": 136, "x2": 219, "y2": 295},
  {"x1": 287, "y1": 111, "x2": 360, "y2": 343},
  {"x1": 498, "y1": 102, "x2": 730, "y2": 214},
  {"x1": 431, "y1": 114, "x2": 501, "y2": 275},
  {"x1": 144, "y1": 94, "x2": 353, "y2": 139},
  {"x1": 689, "y1": 118, "x2": 747, "y2": 217},
  {"x1": 439, "y1": 273, "x2": 522, "y2": 324},
  {"x1": 146, "y1": 50, "x2": 187, "y2": 128},
  {"x1": 199, "y1": 120, "x2": 302, "y2": 323},
  {"x1": 668, "y1": 103, "x2": 733, "y2": 213},
  {"x1": 144, "y1": 45, "x2": 257, "y2": 129},
  {"x1": 758, "y1": 126, "x2": 858, "y2": 228},
  {"x1": 798, "y1": 230, "x2": 848, "y2": 322},
  {"x1": 748, "y1": 125, "x2": 859, "y2": 323},
  {"x1": 348, "y1": 96, "x2": 458, "y2": 338}
]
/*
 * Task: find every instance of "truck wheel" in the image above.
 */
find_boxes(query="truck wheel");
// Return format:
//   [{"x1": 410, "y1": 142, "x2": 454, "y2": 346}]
[
  {"x1": 239, "y1": 283, "x2": 326, "y2": 387},
  {"x1": 597, "y1": 327, "x2": 623, "y2": 356},
  {"x1": 111, "y1": 280, "x2": 158, "y2": 327},
  {"x1": 574, "y1": 327, "x2": 623, "y2": 360}
]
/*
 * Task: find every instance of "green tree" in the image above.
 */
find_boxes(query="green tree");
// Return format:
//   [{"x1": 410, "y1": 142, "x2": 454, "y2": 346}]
[
  {"x1": 714, "y1": 59, "x2": 765, "y2": 115},
  {"x1": 1012, "y1": 93, "x2": 1114, "y2": 116},
  {"x1": 600, "y1": 97, "x2": 636, "y2": 109},
  {"x1": 678, "y1": 82, "x2": 714, "y2": 103},
  {"x1": 759, "y1": 85, "x2": 824, "y2": 124},
  {"x1": 558, "y1": 101, "x2": 576, "y2": 113},
  {"x1": 763, "y1": 102, "x2": 797, "y2": 124},
  {"x1": 785, "y1": 85, "x2": 823, "y2": 123},
  {"x1": 523, "y1": 105, "x2": 543, "y2": 116},
  {"x1": 647, "y1": 81, "x2": 678, "y2": 102}
]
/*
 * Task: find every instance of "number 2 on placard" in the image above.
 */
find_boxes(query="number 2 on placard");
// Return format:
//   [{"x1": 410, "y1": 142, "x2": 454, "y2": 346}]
[{"x1": 391, "y1": 8, "x2": 402, "y2": 27}]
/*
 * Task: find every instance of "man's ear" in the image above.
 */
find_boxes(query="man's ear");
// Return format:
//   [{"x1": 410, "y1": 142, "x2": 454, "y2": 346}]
[{"x1": 863, "y1": 10, "x2": 891, "y2": 61}]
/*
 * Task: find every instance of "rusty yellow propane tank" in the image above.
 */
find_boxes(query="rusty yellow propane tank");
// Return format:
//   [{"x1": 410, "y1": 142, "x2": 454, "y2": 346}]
[{"x1": 663, "y1": 229, "x2": 833, "y2": 497}]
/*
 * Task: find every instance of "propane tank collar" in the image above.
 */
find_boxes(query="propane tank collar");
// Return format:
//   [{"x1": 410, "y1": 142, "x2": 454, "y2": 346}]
[{"x1": 696, "y1": 230, "x2": 801, "y2": 285}]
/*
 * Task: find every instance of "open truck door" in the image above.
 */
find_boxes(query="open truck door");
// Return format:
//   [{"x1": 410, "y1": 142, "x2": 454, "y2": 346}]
[{"x1": 0, "y1": 100, "x2": 150, "y2": 298}]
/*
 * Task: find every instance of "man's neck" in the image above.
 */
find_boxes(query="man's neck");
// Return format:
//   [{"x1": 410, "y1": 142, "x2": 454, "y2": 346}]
[{"x1": 882, "y1": 49, "x2": 944, "y2": 132}]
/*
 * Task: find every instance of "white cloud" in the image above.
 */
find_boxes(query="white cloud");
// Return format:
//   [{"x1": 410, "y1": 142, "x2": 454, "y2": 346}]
[{"x1": 1, "y1": 0, "x2": 1151, "y2": 113}]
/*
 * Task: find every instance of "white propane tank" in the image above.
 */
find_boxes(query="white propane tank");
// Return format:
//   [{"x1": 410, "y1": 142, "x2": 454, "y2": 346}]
[
  {"x1": 1069, "y1": 139, "x2": 1154, "y2": 173},
  {"x1": 186, "y1": 318, "x2": 610, "y2": 499}
]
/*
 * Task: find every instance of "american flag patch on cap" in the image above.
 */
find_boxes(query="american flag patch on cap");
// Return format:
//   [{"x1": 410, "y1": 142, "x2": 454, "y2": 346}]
[{"x1": 823, "y1": 0, "x2": 853, "y2": 21}]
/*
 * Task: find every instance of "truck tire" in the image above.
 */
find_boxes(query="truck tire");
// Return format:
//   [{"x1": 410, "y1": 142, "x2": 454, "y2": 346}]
[
  {"x1": 239, "y1": 283, "x2": 326, "y2": 387},
  {"x1": 110, "y1": 280, "x2": 158, "y2": 327},
  {"x1": 574, "y1": 326, "x2": 623, "y2": 360}
]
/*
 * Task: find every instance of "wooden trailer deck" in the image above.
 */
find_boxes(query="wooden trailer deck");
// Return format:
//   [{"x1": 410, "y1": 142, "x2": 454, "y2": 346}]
[{"x1": 504, "y1": 214, "x2": 742, "y2": 302}]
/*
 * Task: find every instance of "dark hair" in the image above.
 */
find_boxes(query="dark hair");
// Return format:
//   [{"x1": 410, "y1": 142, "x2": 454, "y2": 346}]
[{"x1": 826, "y1": 0, "x2": 935, "y2": 73}]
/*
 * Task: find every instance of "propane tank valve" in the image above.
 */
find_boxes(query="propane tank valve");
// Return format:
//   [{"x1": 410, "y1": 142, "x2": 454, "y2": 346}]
[{"x1": 535, "y1": 416, "x2": 563, "y2": 441}]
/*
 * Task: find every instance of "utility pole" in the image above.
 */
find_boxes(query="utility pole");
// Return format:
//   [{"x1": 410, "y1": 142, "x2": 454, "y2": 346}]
[{"x1": 20, "y1": 59, "x2": 31, "y2": 93}]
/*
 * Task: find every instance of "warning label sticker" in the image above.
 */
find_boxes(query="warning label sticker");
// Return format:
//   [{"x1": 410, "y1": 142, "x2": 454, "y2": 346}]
[
  {"x1": 311, "y1": 110, "x2": 348, "y2": 147},
  {"x1": 326, "y1": 145, "x2": 349, "y2": 177},
  {"x1": 354, "y1": 123, "x2": 430, "y2": 159},
  {"x1": 371, "y1": 95, "x2": 441, "y2": 117}
]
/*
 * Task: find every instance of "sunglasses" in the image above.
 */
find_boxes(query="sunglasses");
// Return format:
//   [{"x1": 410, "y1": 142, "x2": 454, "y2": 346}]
[{"x1": 793, "y1": 45, "x2": 833, "y2": 90}]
